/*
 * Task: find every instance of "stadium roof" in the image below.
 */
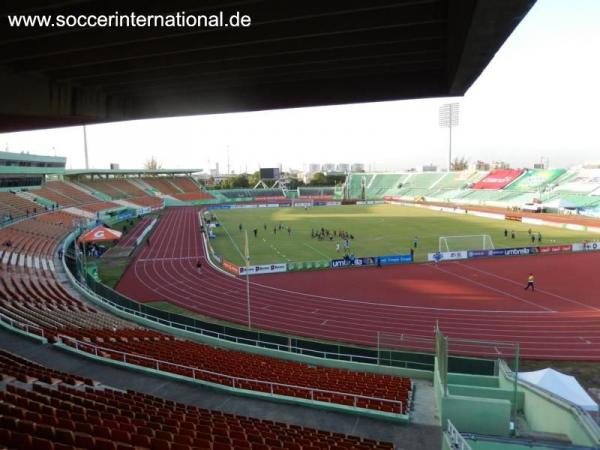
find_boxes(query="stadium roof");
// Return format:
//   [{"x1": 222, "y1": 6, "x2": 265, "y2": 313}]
[
  {"x1": 0, "y1": 150, "x2": 66, "y2": 164},
  {"x1": 0, "y1": 0, "x2": 535, "y2": 132},
  {"x1": 64, "y1": 169, "x2": 203, "y2": 176}
]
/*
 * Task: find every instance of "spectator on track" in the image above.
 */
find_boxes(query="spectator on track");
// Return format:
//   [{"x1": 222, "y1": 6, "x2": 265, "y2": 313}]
[
  {"x1": 524, "y1": 273, "x2": 535, "y2": 291},
  {"x1": 147, "y1": 237, "x2": 150, "y2": 246},
  {"x1": 196, "y1": 260, "x2": 202, "y2": 274}
]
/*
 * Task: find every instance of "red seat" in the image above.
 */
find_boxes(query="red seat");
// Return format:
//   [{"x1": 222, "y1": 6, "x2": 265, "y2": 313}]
[{"x1": 151, "y1": 438, "x2": 172, "y2": 450}]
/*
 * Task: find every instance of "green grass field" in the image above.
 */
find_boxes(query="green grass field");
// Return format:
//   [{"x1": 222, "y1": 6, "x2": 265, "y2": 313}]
[{"x1": 208, "y1": 204, "x2": 599, "y2": 265}]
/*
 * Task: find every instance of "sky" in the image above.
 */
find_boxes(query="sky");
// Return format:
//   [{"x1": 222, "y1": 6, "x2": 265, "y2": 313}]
[{"x1": 1, "y1": 0, "x2": 600, "y2": 173}]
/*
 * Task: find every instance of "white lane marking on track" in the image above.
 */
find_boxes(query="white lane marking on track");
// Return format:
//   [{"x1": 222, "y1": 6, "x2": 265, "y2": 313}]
[
  {"x1": 455, "y1": 261, "x2": 600, "y2": 312},
  {"x1": 429, "y1": 264, "x2": 556, "y2": 313},
  {"x1": 579, "y1": 337, "x2": 592, "y2": 344},
  {"x1": 247, "y1": 276, "x2": 555, "y2": 315},
  {"x1": 321, "y1": 320, "x2": 328, "y2": 325}
]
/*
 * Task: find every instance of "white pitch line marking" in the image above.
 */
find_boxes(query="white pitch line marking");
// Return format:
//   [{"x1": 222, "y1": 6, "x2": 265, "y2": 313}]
[{"x1": 303, "y1": 243, "x2": 329, "y2": 258}]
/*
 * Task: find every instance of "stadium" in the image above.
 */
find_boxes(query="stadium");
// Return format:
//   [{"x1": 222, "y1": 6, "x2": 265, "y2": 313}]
[{"x1": 2, "y1": 2, "x2": 600, "y2": 450}]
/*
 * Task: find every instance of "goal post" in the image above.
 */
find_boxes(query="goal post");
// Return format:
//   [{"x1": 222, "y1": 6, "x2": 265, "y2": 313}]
[{"x1": 439, "y1": 234, "x2": 495, "y2": 252}]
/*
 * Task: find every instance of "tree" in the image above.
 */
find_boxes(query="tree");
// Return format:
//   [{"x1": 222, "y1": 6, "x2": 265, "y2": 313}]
[
  {"x1": 286, "y1": 177, "x2": 305, "y2": 190},
  {"x1": 144, "y1": 156, "x2": 163, "y2": 170},
  {"x1": 248, "y1": 171, "x2": 261, "y2": 187},
  {"x1": 451, "y1": 156, "x2": 469, "y2": 171},
  {"x1": 221, "y1": 174, "x2": 250, "y2": 189},
  {"x1": 309, "y1": 172, "x2": 328, "y2": 186}
]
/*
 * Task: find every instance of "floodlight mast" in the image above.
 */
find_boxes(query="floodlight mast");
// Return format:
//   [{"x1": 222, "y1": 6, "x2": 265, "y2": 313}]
[{"x1": 439, "y1": 103, "x2": 459, "y2": 171}]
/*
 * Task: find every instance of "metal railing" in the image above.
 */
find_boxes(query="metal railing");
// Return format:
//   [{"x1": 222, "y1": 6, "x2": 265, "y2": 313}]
[
  {"x1": 58, "y1": 334, "x2": 404, "y2": 414},
  {"x1": 447, "y1": 420, "x2": 473, "y2": 450},
  {"x1": 0, "y1": 310, "x2": 46, "y2": 339},
  {"x1": 61, "y1": 231, "x2": 386, "y2": 364}
]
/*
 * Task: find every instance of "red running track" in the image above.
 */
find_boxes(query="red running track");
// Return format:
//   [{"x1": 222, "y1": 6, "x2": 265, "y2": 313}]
[
  {"x1": 116, "y1": 207, "x2": 600, "y2": 360},
  {"x1": 116, "y1": 217, "x2": 152, "y2": 247}
]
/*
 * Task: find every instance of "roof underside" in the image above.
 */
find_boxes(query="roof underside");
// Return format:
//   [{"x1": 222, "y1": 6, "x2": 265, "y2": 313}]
[
  {"x1": 64, "y1": 169, "x2": 202, "y2": 175},
  {"x1": 0, "y1": 0, "x2": 535, "y2": 132}
]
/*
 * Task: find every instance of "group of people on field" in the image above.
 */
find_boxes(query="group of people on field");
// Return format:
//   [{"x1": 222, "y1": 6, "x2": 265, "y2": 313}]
[
  {"x1": 504, "y1": 228, "x2": 542, "y2": 243},
  {"x1": 238, "y1": 222, "x2": 292, "y2": 237},
  {"x1": 311, "y1": 227, "x2": 354, "y2": 242}
]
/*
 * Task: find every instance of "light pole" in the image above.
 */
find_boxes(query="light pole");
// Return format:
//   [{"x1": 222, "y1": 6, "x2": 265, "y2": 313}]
[
  {"x1": 439, "y1": 103, "x2": 460, "y2": 171},
  {"x1": 244, "y1": 230, "x2": 251, "y2": 328}
]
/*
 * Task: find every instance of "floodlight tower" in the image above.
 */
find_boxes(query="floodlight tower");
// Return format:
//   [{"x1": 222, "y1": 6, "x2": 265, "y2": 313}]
[
  {"x1": 439, "y1": 103, "x2": 459, "y2": 171},
  {"x1": 82, "y1": 125, "x2": 89, "y2": 169}
]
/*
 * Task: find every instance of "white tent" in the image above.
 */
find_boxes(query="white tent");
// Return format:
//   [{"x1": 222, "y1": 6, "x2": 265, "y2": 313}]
[
  {"x1": 518, "y1": 368, "x2": 598, "y2": 413},
  {"x1": 542, "y1": 198, "x2": 577, "y2": 209}
]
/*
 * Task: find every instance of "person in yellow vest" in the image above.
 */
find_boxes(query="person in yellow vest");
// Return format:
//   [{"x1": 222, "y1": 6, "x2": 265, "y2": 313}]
[{"x1": 524, "y1": 273, "x2": 535, "y2": 291}]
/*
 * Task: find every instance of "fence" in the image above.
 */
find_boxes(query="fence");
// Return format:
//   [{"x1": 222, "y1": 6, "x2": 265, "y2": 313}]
[
  {"x1": 0, "y1": 310, "x2": 46, "y2": 339},
  {"x1": 59, "y1": 334, "x2": 404, "y2": 414},
  {"x1": 446, "y1": 420, "x2": 473, "y2": 450}
]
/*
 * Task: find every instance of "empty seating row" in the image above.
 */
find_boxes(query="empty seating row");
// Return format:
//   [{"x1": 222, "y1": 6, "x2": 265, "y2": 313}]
[
  {"x1": 33, "y1": 181, "x2": 98, "y2": 207},
  {"x1": 126, "y1": 196, "x2": 164, "y2": 209},
  {"x1": 169, "y1": 178, "x2": 204, "y2": 194},
  {"x1": 78, "y1": 179, "x2": 155, "y2": 199},
  {"x1": 58, "y1": 328, "x2": 411, "y2": 415},
  {"x1": 172, "y1": 192, "x2": 214, "y2": 201},
  {"x1": 0, "y1": 192, "x2": 40, "y2": 222},
  {"x1": 79, "y1": 201, "x2": 121, "y2": 214},
  {"x1": 0, "y1": 350, "x2": 394, "y2": 450},
  {"x1": 142, "y1": 178, "x2": 182, "y2": 196},
  {"x1": 0, "y1": 350, "x2": 94, "y2": 386}
]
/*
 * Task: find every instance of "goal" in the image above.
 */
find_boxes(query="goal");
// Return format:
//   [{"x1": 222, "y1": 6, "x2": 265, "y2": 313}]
[{"x1": 438, "y1": 234, "x2": 495, "y2": 252}]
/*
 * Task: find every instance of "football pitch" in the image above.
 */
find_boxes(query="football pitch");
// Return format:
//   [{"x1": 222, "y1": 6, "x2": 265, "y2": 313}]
[{"x1": 207, "y1": 204, "x2": 598, "y2": 265}]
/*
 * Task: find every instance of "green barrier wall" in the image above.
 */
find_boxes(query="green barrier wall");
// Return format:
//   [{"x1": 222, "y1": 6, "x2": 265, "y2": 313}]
[
  {"x1": 435, "y1": 358, "x2": 512, "y2": 436},
  {"x1": 287, "y1": 260, "x2": 330, "y2": 271}
]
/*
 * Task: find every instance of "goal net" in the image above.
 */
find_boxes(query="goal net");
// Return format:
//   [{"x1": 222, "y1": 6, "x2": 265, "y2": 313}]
[{"x1": 439, "y1": 234, "x2": 495, "y2": 252}]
